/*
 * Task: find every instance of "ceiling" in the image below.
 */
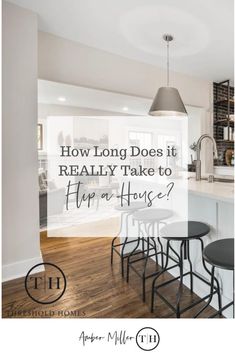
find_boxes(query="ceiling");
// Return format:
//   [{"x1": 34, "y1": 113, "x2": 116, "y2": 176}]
[{"x1": 7, "y1": 0, "x2": 234, "y2": 81}]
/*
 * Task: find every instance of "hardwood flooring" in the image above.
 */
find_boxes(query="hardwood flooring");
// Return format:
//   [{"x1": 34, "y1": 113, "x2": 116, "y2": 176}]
[{"x1": 2, "y1": 232, "x2": 217, "y2": 318}]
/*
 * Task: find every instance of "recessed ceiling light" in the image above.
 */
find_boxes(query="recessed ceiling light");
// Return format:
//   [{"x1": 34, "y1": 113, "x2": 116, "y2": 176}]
[
  {"x1": 57, "y1": 96, "x2": 66, "y2": 102},
  {"x1": 123, "y1": 106, "x2": 129, "y2": 111}
]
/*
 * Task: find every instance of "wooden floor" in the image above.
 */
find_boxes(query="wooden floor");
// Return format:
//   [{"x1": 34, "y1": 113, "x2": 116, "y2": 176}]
[{"x1": 2, "y1": 233, "x2": 218, "y2": 318}]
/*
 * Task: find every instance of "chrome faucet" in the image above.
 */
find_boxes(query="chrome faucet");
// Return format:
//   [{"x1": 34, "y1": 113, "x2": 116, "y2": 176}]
[{"x1": 195, "y1": 134, "x2": 218, "y2": 181}]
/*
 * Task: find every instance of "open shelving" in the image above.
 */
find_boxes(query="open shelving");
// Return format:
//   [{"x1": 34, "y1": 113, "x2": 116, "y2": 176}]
[{"x1": 214, "y1": 79, "x2": 234, "y2": 143}]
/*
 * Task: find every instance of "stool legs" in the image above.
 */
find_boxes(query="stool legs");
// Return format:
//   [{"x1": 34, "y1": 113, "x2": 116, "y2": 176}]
[
  {"x1": 151, "y1": 238, "x2": 221, "y2": 318},
  {"x1": 176, "y1": 241, "x2": 185, "y2": 317},
  {"x1": 151, "y1": 237, "x2": 159, "y2": 270},
  {"x1": 194, "y1": 266, "x2": 215, "y2": 318},
  {"x1": 111, "y1": 212, "x2": 135, "y2": 277},
  {"x1": 120, "y1": 236, "x2": 128, "y2": 277},
  {"x1": 151, "y1": 240, "x2": 171, "y2": 312},
  {"x1": 156, "y1": 222, "x2": 164, "y2": 268},
  {"x1": 198, "y1": 238, "x2": 222, "y2": 314},
  {"x1": 186, "y1": 241, "x2": 193, "y2": 292},
  {"x1": 141, "y1": 238, "x2": 145, "y2": 258},
  {"x1": 176, "y1": 240, "x2": 194, "y2": 317},
  {"x1": 111, "y1": 212, "x2": 124, "y2": 265},
  {"x1": 110, "y1": 236, "x2": 116, "y2": 265},
  {"x1": 151, "y1": 239, "x2": 183, "y2": 315},
  {"x1": 142, "y1": 237, "x2": 150, "y2": 302},
  {"x1": 120, "y1": 213, "x2": 131, "y2": 277},
  {"x1": 149, "y1": 223, "x2": 158, "y2": 269},
  {"x1": 126, "y1": 224, "x2": 141, "y2": 283},
  {"x1": 157, "y1": 238, "x2": 164, "y2": 268},
  {"x1": 126, "y1": 237, "x2": 141, "y2": 283},
  {"x1": 142, "y1": 236, "x2": 160, "y2": 302},
  {"x1": 206, "y1": 270, "x2": 234, "y2": 318},
  {"x1": 127, "y1": 220, "x2": 163, "y2": 303}
]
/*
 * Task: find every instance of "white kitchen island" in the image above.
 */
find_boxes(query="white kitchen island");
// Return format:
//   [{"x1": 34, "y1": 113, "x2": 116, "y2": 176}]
[{"x1": 186, "y1": 179, "x2": 234, "y2": 318}]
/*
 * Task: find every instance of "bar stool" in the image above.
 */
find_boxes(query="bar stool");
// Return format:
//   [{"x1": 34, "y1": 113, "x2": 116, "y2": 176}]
[
  {"x1": 126, "y1": 208, "x2": 173, "y2": 302},
  {"x1": 111, "y1": 202, "x2": 147, "y2": 277},
  {"x1": 194, "y1": 238, "x2": 234, "y2": 318},
  {"x1": 151, "y1": 221, "x2": 222, "y2": 318}
]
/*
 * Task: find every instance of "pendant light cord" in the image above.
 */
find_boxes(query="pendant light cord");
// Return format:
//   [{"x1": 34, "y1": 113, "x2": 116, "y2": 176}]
[{"x1": 167, "y1": 40, "x2": 169, "y2": 86}]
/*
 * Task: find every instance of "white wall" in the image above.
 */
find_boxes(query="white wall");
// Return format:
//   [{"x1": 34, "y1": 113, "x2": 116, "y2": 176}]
[
  {"x1": 38, "y1": 31, "x2": 212, "y2": 110},
  {"x1": 2, "y1": 2, "x2": 42, "y2": 281}
]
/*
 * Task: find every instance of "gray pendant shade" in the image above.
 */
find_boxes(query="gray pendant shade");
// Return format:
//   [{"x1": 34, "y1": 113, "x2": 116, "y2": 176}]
[{"x1": 149, "y1": 87, "x2": 187, "y2": 116}]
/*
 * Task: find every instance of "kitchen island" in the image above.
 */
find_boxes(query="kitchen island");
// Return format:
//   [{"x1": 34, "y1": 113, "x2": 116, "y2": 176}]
[
  {"x1": 186, "y1": 178, "x2": 234, "y2": 317},
  {"x1": 188, "y1": 178, "x2": 234, "y2": 204}
]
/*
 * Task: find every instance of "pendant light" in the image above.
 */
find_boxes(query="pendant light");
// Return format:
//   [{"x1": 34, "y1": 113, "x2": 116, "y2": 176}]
[{"x1": 149, "y1": 34, "x2": 187, "y2": 117}]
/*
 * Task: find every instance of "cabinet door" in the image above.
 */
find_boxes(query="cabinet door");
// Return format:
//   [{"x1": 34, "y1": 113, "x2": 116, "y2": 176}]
[{"x1": 218, "y1": 201, "x2": 234, "y2": 237}]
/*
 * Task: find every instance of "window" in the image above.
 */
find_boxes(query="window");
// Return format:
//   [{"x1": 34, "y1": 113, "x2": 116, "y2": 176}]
[
  {"x1": 128, "y1": 131, "x2": 153, "y2": 170},
  {"x1": 128, "y1": 131, "x2": 152, "y2": 149}
]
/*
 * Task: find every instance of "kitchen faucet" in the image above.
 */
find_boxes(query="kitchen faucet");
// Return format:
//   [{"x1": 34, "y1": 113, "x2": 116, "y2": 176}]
[{"x1": 195, "y1": 134, "x2": 218, "y2": 181}]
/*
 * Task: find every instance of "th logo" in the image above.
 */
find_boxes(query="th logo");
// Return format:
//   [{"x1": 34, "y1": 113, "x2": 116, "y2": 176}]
[
  {"x1": 136, "y1": 327, "x2": 160, "y2": 351},
  {"x1": 25, "y1": 262, "x2": 66, "y2": 304}
]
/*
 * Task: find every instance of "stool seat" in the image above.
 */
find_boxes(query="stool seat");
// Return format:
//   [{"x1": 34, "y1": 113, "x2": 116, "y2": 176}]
[
  {"x1": 203, "y1": 238, "x2": 234, "y2": 271},
  {"x1": 114, "y1": 202, "x2": 147, "y2": 212},
  {"x1": 161, "y1": 221, "x2": 210, "y2": 240},
  {"x1": 133, "y1": 208, "x2": 173, "y2": 222}
]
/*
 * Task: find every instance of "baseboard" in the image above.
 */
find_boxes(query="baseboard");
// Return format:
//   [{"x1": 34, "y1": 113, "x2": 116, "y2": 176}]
[{"x1": 2, "y1": 253, "x2": 44, "y2": 282}]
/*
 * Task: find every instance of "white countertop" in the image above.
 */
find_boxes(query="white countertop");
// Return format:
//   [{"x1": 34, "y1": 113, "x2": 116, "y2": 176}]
[
  {"x1": 188, "y1": 178, "x2": 234, "y2": 203},
  {"x1": 124, "y1": 173, "x2": 234, "y2": 203}
]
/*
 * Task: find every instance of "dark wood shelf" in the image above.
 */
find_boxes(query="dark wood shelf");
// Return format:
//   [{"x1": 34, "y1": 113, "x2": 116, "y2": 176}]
[
  {"x1": 215, "y1": 139, "x2": 234, "y2": 142},
  {"x1": 214, "y1": 80, "x2": 234, "y2": 166},
  {"x1": 214, "y1": 119, "x2": 234, "y2": 127},
  {"x1": 214, "y1": 99, "x2": 234, "y2": 108}
]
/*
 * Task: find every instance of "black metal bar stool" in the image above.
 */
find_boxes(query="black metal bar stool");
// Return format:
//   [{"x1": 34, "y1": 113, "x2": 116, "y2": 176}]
[
  {"x1": 111, "y1": 202, "x2": 147, "y2": 277},
  {"x1": 151, "y1": 221, "x2": 222, "y2": 318},
  {"x1": 194, "y1": 238, "x2": 234, "y2": 318},
  {"x1": 126, "y1": 208, "x2": 173, "y2": 302}
]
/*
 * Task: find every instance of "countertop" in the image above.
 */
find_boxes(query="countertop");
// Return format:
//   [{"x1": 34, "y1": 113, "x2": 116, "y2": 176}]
[
  {"x1": 188, "y1": 178, "x2": 234, "y2": 203},
  {"x1": 124, "y1": 173, "x2": 234, "y2": 203}
]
